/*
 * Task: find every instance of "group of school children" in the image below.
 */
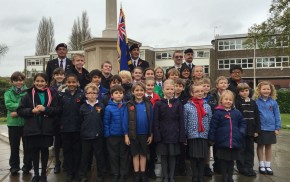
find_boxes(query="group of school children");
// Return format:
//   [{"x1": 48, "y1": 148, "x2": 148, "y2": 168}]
[{"x1": 4, "y1": 57, "x2": 281, "y2": 182}]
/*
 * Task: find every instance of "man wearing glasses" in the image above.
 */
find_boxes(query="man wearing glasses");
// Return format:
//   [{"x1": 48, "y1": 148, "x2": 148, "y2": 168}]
[{"x1": 166, "y1": 50, "x2": 184, "y2": 76}]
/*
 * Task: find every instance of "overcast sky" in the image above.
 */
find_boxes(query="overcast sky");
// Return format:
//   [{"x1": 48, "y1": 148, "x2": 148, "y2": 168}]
[{"x1": 0, "y1": 0, "x2": 272, "y2": 77}]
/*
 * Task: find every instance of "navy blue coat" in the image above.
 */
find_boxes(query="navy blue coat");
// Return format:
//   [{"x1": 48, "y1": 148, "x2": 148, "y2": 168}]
[
  {"x1": 208, "y1": 106, "x2": 246, "y2": 149},
  {"x1": 59, "y1": 89, "x2": 85, "y2": 133},
  {"x1": 80, "y1": 101, "x2": 104, "y2": 140},
  {"x1": 153, "y1": 98, "x2": 186, "y2": 144}
]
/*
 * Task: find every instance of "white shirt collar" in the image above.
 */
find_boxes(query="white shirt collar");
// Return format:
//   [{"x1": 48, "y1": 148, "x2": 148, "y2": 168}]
[
  {"x1": 145, "y1": 93, "x2": 153, "y2": 97},
  {"x1": 86, "y1": 100, "x2": 98, "y2": 106}
]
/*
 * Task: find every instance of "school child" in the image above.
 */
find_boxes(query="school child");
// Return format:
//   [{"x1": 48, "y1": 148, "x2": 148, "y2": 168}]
[
  {"x1": 122, "y1": 82, "x2": 153, "y2": 182},
  {"x1": 179, "y1": 65, "x2": 192, "y2": 99},
  {"x1": 235, "y1": 83, "x2": 260, "y2": 177},
  {"x1": 119, "y1": 70, "x2": 133, "y2": 102},
  {"x1": 191, "y1": 66, "x2": 204, "y2": 85},
  {"x1": 254, "y1": 81, "x2": 281, "y2": 175},
  {"x1": 208, "y1": 76, "x2": 228, "y2": 114},
  {"x1": 104, "y1": 85, "x2": 129, "y2": 182},
  {"x1": 208, "y1": 90, "x2": 246, "y2": 182},
  {"x1": 154, "y1": 79, "x2": 186, "y2": 182},
  {"x1": 59, "y1": 73, "x2": 85, "y2": 182},
  {"x1": 4, "y1": 72, "x2": 32, "y2": 175},
  {"x1": 145, "y1": 78, "x2": 160, "y2": 107},
  {"x1": 184, "y1": 84, "x2": 212, "y2": 182},
  {"x1": 166, "y1": 69, "x2": 180, "y2": 83},
  {"x1": 68, "y1": 53, "x2": 90, "y2": 90},
  {"x1": 144, "y1": 78, "x2": 160, "y2": 179},
  {"x1": 200, "y1": 78, "x2": 211, "y2": 103},
  {"x1": 154, "y1": 67, "x2": 164, "y2": 98},
  {"x1": 174, "y1": 78, "x2": 189, "y2": 105},
  {"x1": 89, "y1": 69, "x2": 108, "y2": 101},
  {"x1": 199, "y1": 77, "x2": 213, "y2": 177},
  {"x1": 49, "y1": 67, "x2": 66, "y2": 174},
  {"x1": 17, "y1": 73, "x2": 60, "y2": 182},
  {"x1": 132, "y1": 67, "x2": 143, "y2": 83},
  {"x1": 101, "y1": 75, "x2": 122, "y2": 107},
  {"x1": 143, "y1": 67, "x2": 155, "y2": 79},
  {"x1": 79, "y1": 83, "x2": 105, "y2": 182}
]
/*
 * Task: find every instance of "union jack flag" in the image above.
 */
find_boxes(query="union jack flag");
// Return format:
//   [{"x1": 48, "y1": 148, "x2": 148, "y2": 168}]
[{"x1": 117, "y1": 8, "x2": 132, "y2": 71}]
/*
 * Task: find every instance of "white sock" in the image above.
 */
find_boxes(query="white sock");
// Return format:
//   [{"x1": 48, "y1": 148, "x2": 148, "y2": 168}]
[
  {"x1": 259, "y1": 161, "x2": 265, "y2": 167},
  {"x1": 265, "y1": 161, "x2": 271, "y2": 168}
]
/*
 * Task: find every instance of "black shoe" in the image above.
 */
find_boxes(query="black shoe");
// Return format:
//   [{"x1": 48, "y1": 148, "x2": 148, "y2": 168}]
[
  {"x1": 79, "y1": 177, "x2": 87, "y2": 182},
  {"x1": 259, "y1": 167, "x2": 267, "y2": 174},
  {"x1": 204, "y1": 166, "x2": 213, "y2": 177},
  {"x1": 22, "y1": 166, "x2": 32, "y2": 174},
  {"x1": 248, "y1": 169, "x2": 257, "y2": 176},
  {"x1": 54, "y1": 161, "x2": 61, "y2": 174},
  {"x1": 31, "y1": 175, "x2": 40, "y2": 182},
  {"x1": 39, "y1": 175, "x2": 47, "y2": 182},
  {"x1": 265, "y1": 167, "x2": 273, "y2": 175},
  {"x1": 66, "y1": 174, "x2": 73, "y2": 182},
  {"x1": 134, "y1": 172, "x2": 141, "y2": 182},
  {"x1": 147, "y1": 170, "x2": 156, "y2": 179},
  {"x1": 10, "y1": 167, "x2": 20, "y2": 176},
  {"x1": 96, "y1": 175, "x2": 104, "y2": 182},
  {"x1": 238, "y1": 168, "x2": 249, "y2": 176},
  {"x1": 140, "y1": 172, "x2": 148, "y2": 182},
  {"x1": 191, "y1": 177, "x2": 198, "y2": 182}
]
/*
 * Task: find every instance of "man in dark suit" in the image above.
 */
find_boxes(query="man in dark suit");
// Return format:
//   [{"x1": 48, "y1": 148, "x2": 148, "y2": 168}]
[
  {"x1": 46, "y1": 43, "x2": 73, "y2": 85},
  {"x1": 128, "y1": 44, "x2": 149, "y2": 72},
  {"x1": 165, "y1": 50, "x2": 184, "y2": 77},
  {"x1": 181, "y1": 48, "x2": 195, "y2": 72}
]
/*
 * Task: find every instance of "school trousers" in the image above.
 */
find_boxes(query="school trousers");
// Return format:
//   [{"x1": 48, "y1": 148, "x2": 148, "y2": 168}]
[
  {"x1": 61, "y1": 132, "x2": 81, "y2": 176},
  {"x1": 79, "y1": 138, "x2": 106, "y2": 178},
  {"x1": 236, "y1": 136, "x2": 255, "y2": 171},
  {"x1": 8, "y1": 126, "x2": 32, "y2": 170},
  {"x1": 106, "y1": 136, "x2": 129, "y2": 177}
]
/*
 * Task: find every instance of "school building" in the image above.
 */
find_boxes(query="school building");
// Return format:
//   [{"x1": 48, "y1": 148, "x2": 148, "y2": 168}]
[{"x1": 210, "y1": 34, "x2": 290, "y2": 89}]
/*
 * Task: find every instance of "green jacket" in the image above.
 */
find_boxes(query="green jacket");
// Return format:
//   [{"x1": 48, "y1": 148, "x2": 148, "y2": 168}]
[{"x1": 4, "y1": 85, "x2": 27, "y2": 126}]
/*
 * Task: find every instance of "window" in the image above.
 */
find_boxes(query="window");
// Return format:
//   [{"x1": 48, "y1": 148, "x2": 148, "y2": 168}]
[
  {"x1": 196, "y1": 51, "x2": 209, "y2": 58},
  {"x1": 203, "y1": 65, "x2": 209, "y2": 74},
  {"x1": 155, "y1": 52, "x2": 172, "y2": 60},
  {"x1": 218, "y1": 58, "x2": 254, "y2": 70},
  {"x1": 218, "y1": 39, "x2": 246, "y2": 51},
  {"x1": 256, "y1": 57, "x2": 289, "y2": 68}
]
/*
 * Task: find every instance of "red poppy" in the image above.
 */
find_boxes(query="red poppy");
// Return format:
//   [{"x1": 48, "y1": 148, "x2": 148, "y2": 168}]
[
  {"x1": 118, "y1": 103, "x2": 122, "y2": 108},
  {"x1": 129, "y1": 106, "x2": 135, "y2": 111},
  {"x1": 269, "y1": 106, "x2": 273, "y2": 110},
  {"x1": 96, "y1": 107, "x2": 101, "y2": 113},
  {"x1": 76, "y1": 98, "x2": 81, "y2": 102},
  {"x1": 225, "y1": 114, "x2": 231, "y2": 119},
  {"x1": 138, "y1": 61, "x2": 141, "y2": 65}
]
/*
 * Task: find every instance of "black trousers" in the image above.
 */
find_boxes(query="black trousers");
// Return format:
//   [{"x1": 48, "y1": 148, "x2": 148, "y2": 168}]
[
  {"x1": 8, "y1": 126, "x2": 32, "y2": 169},
  {"x1": 106, "y1": 136, "x2": 129, "y2": 177},
  {"x1": 62, "y1": 132, "x2": 81, "y2": 176},
  {"x1": 79, "y1": 138, "x2": 106, "y2": 178},
  {"x1": 31, "y1": 147, "x2": 49, "y2": 176},
  {"x1": 220, "y1": 159, "x2": 234, "y2": 180},
  {"x1": 147, "y1": 142, "x2": 156, "y2": 172},
  {"x1": 236, "y1": 136, "x2": 255, "y2": 171},
  {"x1": 212, "y1": 145, "x2": 221, "y2": 173}
]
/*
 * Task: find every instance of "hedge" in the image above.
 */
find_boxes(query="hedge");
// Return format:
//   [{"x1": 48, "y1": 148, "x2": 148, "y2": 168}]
[{"x1": 277, "y1": 90, "x2": 290, "y2": 113}]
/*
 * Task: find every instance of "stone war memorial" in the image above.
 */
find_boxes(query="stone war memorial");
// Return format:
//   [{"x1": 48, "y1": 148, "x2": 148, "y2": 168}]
[{"x1": 82, "y1": 0, "x2": 140, "y2": 74}]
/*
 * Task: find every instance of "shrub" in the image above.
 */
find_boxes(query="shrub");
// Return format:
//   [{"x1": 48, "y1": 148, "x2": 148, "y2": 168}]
[{"x1": 277, "y1": 90, "x2": 290, "y2": 113}]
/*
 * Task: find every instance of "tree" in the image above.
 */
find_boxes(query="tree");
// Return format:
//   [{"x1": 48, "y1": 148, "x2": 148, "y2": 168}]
[
  {"x1": 0, "y1": 44, "x2": 8, "y2": 56},
  {"x1": 247, "y1": 0, "x2": 290, "y2": 51},
  {"x1": 35, "y1": 17, "x2": 55, "y2": 55},
  {"x1": 68, "y1": 11, "x2": 92, "y2": 50}
]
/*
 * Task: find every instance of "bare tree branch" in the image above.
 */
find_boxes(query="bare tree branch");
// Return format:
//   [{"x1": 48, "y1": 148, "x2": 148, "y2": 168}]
[{"x1": 35, "y1": 17, "x2": 55, "y2": 55}]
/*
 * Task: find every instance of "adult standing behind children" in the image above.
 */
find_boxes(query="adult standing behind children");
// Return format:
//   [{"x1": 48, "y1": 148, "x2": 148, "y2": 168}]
[
  {"x1": 166, "y1": 50, "x2": 183, "y2": 75},
  {"x1": 46, "y1": 43, "x2": 73, "y2": 85},
  {"x1": 128, "y1": 44, "x2": 149, "y2": 72},
  {"x1": 5, "y1": 72, "x2": 32, "y2": 175},
  {"x1": 181, "y1": 48, "x2": 195, "y2": 72}
]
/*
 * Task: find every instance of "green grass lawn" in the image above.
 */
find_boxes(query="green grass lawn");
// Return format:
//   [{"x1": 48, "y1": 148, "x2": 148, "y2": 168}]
[
  {"x1": 281, "y1": 114, "x2": 290, "y2": 129},
  {"x1": 0, "y1": 117, "x2": 7, "y2": 125}
]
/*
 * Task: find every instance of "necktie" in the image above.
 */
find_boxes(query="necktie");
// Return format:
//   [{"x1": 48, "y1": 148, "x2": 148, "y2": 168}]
[
  {"x1": 158, "y1": 82, "x2": 162, "y2": 87},
  {"x1": 189, "y1": 64, "x2": 192, "y2": 69},
  {"x1": 134, "y1": 61, "x2": 137, "y2": 67},
  {"x1": 16, "y1": 88, "x2": 21, "y2": 94},
  {"x1": 60, "y1": 59, "x2": 63, "y2": 69}
]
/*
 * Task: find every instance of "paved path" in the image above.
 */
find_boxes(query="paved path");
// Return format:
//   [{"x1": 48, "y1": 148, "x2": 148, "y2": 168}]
[{"x1": 0, "y1": 125, "x2": 289, "y2": 182}]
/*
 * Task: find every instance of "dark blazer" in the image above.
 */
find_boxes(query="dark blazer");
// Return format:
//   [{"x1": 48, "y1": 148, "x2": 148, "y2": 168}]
[
  {"x1": 181, "y1": 62, "x2": 195, "y2": 72},
  {"x1": 129, "y1": 58, "x2": 149, "y2": 72},
  {"x1": 46, "y1": 58, "x2": 73, "y2": 84}
]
